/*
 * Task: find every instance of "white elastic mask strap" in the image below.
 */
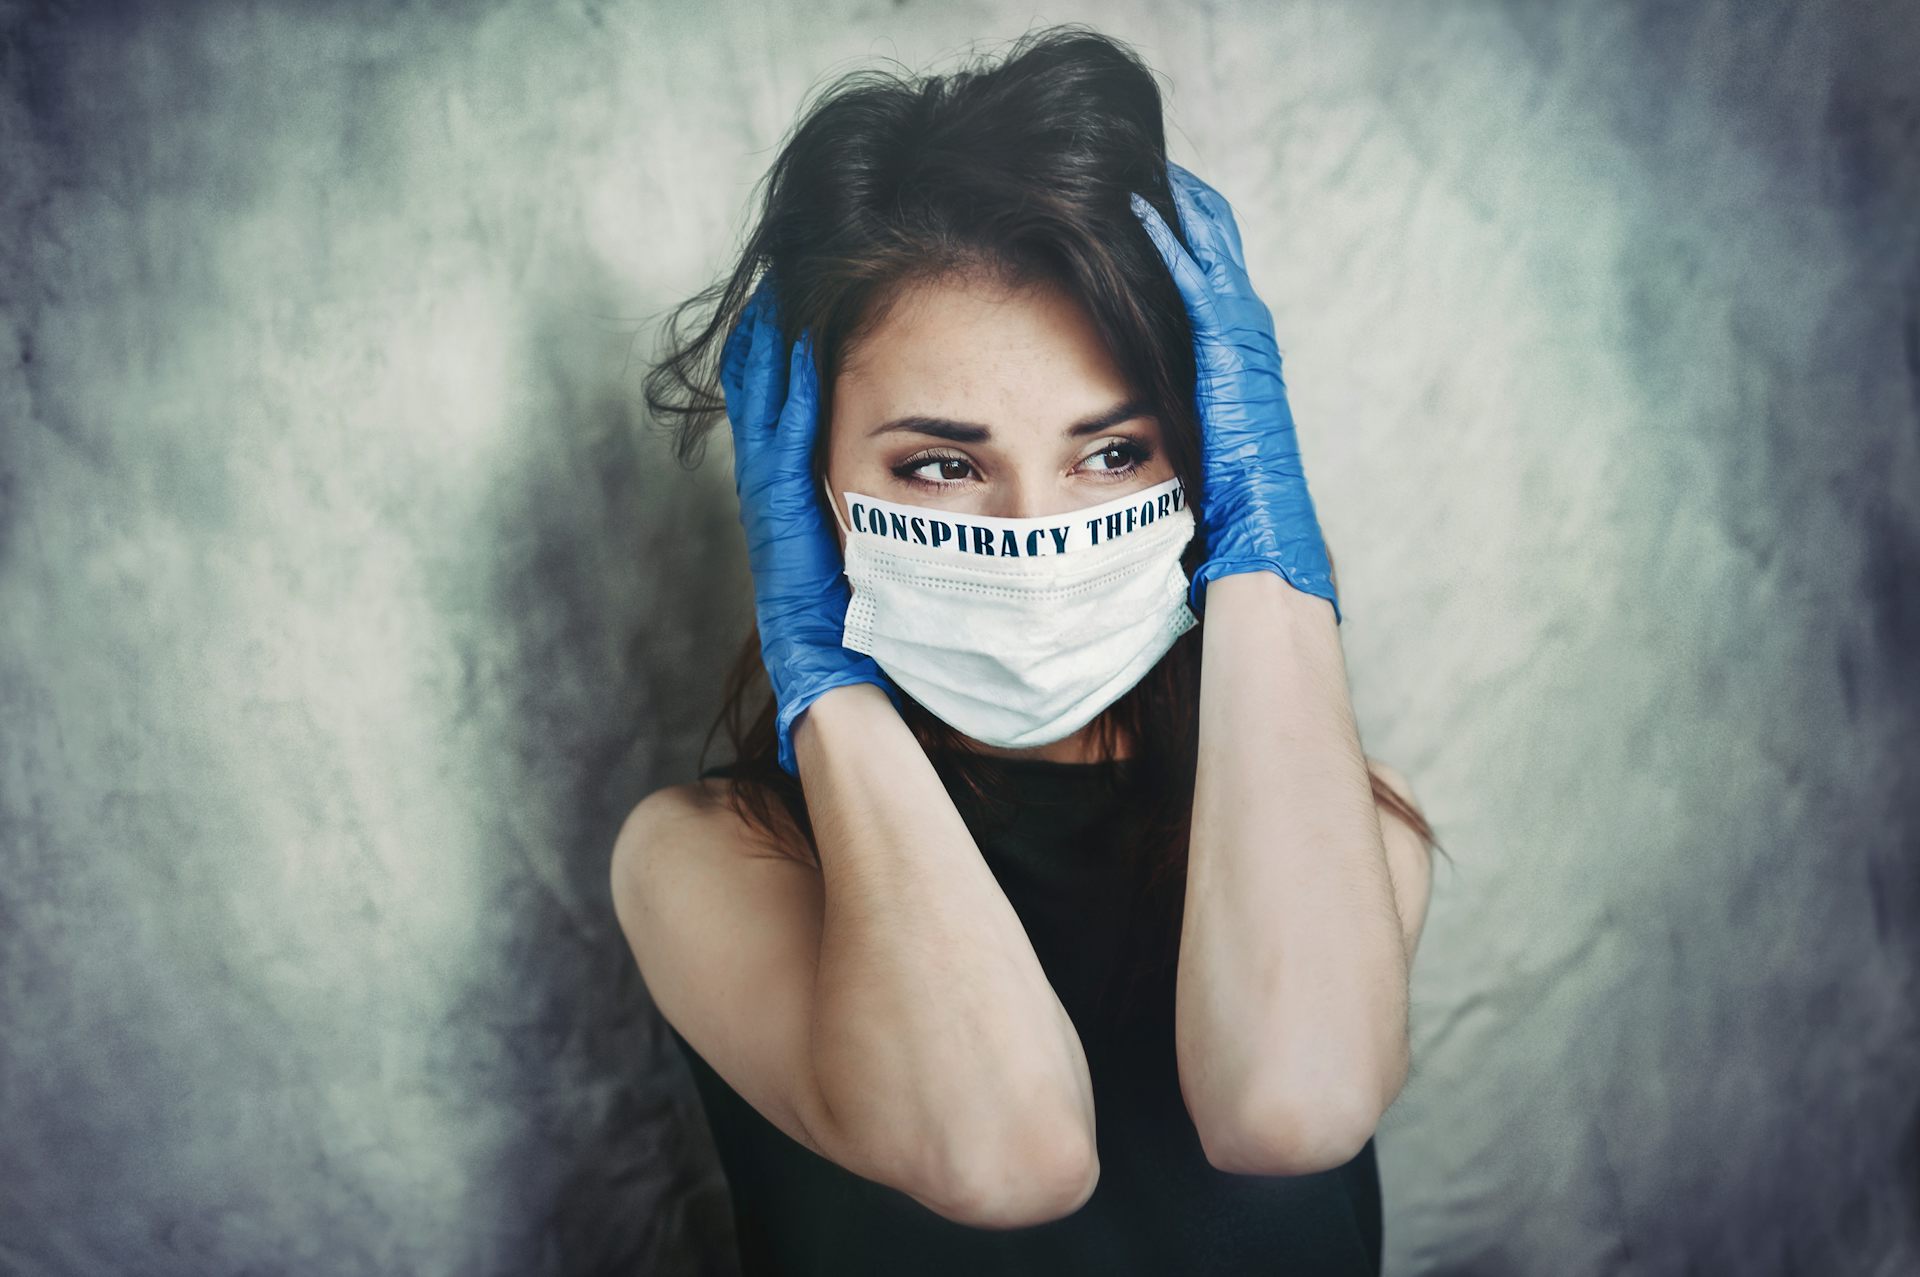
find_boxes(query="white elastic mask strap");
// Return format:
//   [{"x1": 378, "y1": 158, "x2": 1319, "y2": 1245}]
[{"x1": 821, "y1": 474, "x2": 854, "y2": 539}]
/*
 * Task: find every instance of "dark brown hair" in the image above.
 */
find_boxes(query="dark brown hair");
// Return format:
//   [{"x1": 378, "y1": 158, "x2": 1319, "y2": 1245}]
[{"x1": 642, "y1": 25, "x2": 1446, "y2": 1011}]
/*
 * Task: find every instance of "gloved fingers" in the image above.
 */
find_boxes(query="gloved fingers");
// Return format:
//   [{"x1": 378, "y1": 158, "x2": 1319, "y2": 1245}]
[
  {"x1": 742, "y1": 329, "x2": 828, "y2": 551},
  {"x1": 723, "y1": 273, "x2": 791, "y2": 442},
  {"x1": 719, "y1": 278, "x2": 765, "y2": 408},
  {"x1": 1166, "y1": 161, "x2": 1250, "y2": 276},
  {"x1": 720, "y1": 273, "x2": 775, "y2": 422},
  {"x1": 1129, "y1": 190, "x2": 1225, "y2": 346},
  {"x1": 746, "y1": 290, "x2": 793, "y2": 437},
  {"x1": 1164, "y1": 164, "x2": 1251, "y2": 306},
  {"x1": 772, "y1": 329, "x2": 823, "y2": 470}
]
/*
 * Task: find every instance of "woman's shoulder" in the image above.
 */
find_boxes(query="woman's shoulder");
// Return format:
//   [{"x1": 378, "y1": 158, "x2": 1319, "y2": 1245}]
[
  {"x1": 613, "y1": 783, "x2": 701, "y2": 872},
  {"x1": 624, "y1": 777, "x2": 721, "y2": 823},
  {"x1": 616, "y1": 770, "x2": 812, "y2": 869}
]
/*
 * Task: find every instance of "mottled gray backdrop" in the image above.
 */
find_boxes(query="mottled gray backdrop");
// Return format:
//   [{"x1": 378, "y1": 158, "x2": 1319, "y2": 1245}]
[{"x1": 2, "y1": 0, "x2": 1915, "y2": 1273}]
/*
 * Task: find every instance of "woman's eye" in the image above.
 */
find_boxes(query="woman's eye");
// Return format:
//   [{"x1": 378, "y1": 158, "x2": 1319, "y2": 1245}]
[
  {"x1": 892, "y1": 441, "x2": 1152, "y2": 488},
  {"x1": 896, "y1": 454, "x2": 975, "y2": 486},
  {"x1": 1085, "y1": 441, "x2": 1151, "y2": 474}
]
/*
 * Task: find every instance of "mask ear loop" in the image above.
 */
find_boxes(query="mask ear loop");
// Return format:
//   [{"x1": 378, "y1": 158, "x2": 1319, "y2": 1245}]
[
  {"x1": 821, "y1": 473, "x2": 855, "y2": 539},
  {"x1": 822, "y1": 473, "x2": 877, "y2": 653}
]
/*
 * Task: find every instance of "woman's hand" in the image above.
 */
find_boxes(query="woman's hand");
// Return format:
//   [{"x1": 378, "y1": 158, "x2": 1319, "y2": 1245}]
[
  {"x1": 721, "y1": 273, "x2": 903, "y2": 776},
  {"x1": 1129, "y1": 162, "x2": 1342, "y2": 623}
]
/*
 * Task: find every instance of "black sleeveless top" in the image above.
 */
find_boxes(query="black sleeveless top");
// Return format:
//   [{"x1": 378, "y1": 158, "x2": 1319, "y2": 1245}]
[{"x1": 667, "y1": 755, "x2": 1382, "y2": 1275}]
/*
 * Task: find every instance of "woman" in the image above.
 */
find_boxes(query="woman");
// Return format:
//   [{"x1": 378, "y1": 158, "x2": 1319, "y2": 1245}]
[{"x1": 613, "y1": 26, "x2": 1444, "y2": 1275}]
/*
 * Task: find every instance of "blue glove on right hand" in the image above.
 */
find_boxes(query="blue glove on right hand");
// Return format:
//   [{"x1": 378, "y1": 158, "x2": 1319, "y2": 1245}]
[
  {"x1": 720, "y1": 274, "x2": 904, "y2": 777},
  {"x1": 1129, "y1": 162, "x2": 1342, "y2": 623}
]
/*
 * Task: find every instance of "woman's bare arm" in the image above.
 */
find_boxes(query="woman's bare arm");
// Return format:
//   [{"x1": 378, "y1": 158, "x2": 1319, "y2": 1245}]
[
  {"x1": 793, "y1": 682, "x2": 1099, "y2": 1222},
  {"x1": 1175, "y1": 573, "x2": 1413, "y2": 1177},
  {"x1": 611, "y1": 682, "x2": 1098, "y2": 1229},
  {"x1": 1367, "y1": 758, "x2": 1434, "y2": 962}
]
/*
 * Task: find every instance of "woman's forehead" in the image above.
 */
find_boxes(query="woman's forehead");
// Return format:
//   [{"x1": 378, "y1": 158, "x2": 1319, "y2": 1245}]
[{"x1": 833, "y1": 276, "x2": 1143, "y2": 446}]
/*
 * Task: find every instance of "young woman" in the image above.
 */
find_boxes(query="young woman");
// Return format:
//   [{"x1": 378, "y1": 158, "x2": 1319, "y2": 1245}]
[{"x1": 613, "y1": 26, "x2": 1443, "y2": 1275}]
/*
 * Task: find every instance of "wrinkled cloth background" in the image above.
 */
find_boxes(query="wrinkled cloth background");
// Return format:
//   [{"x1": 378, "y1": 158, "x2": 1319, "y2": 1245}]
[{"x1": 2, "y1": 1, "x2": 1916, "y2": 1274}]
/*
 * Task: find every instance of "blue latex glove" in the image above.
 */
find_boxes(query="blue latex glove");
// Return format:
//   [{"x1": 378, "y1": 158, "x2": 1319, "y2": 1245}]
[
  {"x1": 1129, "y1": 162, "x2": 1342, "y2": 624},
  {"x1": 720, "y1": 274, "x2": 905, "y2": 777}
]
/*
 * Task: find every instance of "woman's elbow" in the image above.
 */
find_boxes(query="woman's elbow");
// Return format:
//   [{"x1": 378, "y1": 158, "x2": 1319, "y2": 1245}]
[
  {"x1": 925, "y1": 1114, "x2": 1101, "y2": 1229},
  {"x1": 1197, "y1": 1080, "x2": 1385, "y2": 1178}
]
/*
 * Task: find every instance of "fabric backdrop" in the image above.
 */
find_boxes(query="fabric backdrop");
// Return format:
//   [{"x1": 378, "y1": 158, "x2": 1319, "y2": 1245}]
[{"x1": 2, "y1": 1, "x2": 1915, "y2": 1273}]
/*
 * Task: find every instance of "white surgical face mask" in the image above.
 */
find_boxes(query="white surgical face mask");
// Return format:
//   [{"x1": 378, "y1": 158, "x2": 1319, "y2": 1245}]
[{"x1": 823, "y1": 471, "x2": 1199, "y2": 749}]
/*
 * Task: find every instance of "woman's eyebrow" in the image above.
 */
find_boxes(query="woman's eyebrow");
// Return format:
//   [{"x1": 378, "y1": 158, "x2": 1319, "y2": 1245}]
[{"x1": 868, "y1": 398, "x2": 1152, "y2": 443}]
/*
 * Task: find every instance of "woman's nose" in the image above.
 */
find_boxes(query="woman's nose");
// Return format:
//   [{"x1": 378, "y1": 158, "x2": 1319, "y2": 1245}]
[{"x1": 984, "y1": 480, "x2": 1078, "y2": 521}]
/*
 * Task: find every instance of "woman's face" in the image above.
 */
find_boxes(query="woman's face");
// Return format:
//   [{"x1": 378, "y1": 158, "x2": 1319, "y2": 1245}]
[{"x1": 822, "y1": 273, "x2": 1174, "y2": 552}]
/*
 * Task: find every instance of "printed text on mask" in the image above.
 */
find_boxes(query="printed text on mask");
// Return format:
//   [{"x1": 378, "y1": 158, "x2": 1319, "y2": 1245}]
[{"x1": 846, "y1": 480, "x2": 1187, "y2": 559}]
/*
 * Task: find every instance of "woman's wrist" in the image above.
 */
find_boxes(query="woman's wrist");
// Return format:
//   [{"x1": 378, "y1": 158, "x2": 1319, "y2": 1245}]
[
  {"x1": 1203, "y1": 567, "x2": 1338, "y2": 622},
  {"x1": 790, "y1": 679, "x2": 903, "y2": 775}
]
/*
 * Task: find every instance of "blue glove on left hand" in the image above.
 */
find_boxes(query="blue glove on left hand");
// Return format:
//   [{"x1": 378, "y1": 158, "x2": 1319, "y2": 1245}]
[
  {"x1": 721, "y1": 273, "x2": 905, "y2": 777},
  {"x1": 1129, "y1": 161, "x2": 1342, "y2": 624}
]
